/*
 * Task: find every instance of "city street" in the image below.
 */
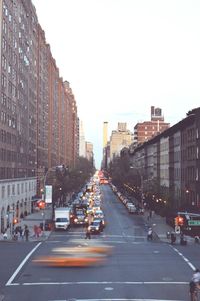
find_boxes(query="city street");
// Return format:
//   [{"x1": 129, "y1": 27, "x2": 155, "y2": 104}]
[{"x1": 0, "y1": 185, "x2": 198, "y2": 301}]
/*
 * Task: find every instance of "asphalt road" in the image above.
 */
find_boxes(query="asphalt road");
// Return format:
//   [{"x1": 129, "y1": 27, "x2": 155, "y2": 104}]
[{"x1": 0, "y1": 185, "x2": 197, "y2": 301}]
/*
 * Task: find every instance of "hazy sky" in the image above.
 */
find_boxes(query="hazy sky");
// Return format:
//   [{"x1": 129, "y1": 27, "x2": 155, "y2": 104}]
[{"x1": 32, "y1": 0, "x2": 200, "y2": 168}]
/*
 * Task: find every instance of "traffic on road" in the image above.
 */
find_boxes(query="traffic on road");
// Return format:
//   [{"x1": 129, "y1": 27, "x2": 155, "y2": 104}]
[{"x1": 0, "y1": 172, "x2": 199, "y2": 301}]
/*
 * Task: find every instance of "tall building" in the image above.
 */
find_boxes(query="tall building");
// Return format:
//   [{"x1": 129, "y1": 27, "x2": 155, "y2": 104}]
[
  {"x1": 103, "y1": 121, "x2": 108, "y2": 148},
  {"x1": 79, "y1": 120, "x2": 86, "y2": 157},
  {"x1": 85, "y1": 141, "x2": 94, "y2": 164},
  {"x1": 133, "y1": 106, "x2": 170, "y2": 146},
  {"x1": 109, "y1": 123, "x2": 133, "y2": 162},
  {"x1": 0, "y1": 0, "x2": 79, "y2": 232}
]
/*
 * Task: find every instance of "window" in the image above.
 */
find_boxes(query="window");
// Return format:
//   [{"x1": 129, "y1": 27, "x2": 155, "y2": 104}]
[
  {"x1": 12, "y1": 184, "x2": 15, "y2": 195},
  {"x1": 2, "y1": 37, "x2": 7, "y2": 51},
  {"x1": 1, "y1": 74, "x2": 7, "y2": 89},
  {"x1": 1, "y1": 186, "x2": 5, "y2": 199},
  {"x1": 2, "y1": 55, "x2": 7, "y2": 70},
  {"x1": 7, "y1": 185, "x2": 10, "y2": 197},
  {"x1": 17, "y1": 184, "x2": 20, "y2": 195}
]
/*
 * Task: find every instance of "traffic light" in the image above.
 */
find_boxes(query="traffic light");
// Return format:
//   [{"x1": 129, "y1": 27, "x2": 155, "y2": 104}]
[
  {"x1": 174, "y1": 216, "x2": 184, "y2": 226},
  {"x1": 38, "y1": 201, "x2": 45, "y2": 209},
  {"x1": 174, "y1": 217, "x2": 179, "y2": 226},
  {"x1": 177, "y1": 216, "x2": 184, "y2": 226},
  {"x1": 13, "y1": 217, "x2": 18, "y2": 224}
]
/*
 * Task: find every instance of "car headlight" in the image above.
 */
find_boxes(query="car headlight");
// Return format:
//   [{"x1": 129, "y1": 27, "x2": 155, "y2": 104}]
[
  {"x1": 74, "y1": 218, "x2": 78, "y2": 222},
  {"x1": 96, "y1": 227, "x2": 99, "y2": 230}
]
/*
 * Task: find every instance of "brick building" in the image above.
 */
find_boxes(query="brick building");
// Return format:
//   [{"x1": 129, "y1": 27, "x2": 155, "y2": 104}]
[{"x1": 134, "y1": 106, "x2": 170, "y2": 145}]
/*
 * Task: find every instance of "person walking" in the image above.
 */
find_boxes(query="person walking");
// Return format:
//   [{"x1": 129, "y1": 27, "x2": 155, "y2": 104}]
[
  {"x1": 147, "y1": 227, "x2": 153, "y2": 241},
  {"x1": 85, "y1": 226, "x2": 91, "y2": 239},
  {"x1": 24, "y1": 225, "x2": 29, "y2": 242},
  {"x1": 189, "y1": 269, "x2": 200, "y2": 301},
  {"x1": 170, "y1": 232, "x2": 176, "y2": 244}
]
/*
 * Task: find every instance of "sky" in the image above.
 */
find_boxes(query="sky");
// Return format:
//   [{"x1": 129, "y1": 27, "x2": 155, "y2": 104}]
[{"x1": 32, "y1": 0, "x2": 200, "y2": 169}]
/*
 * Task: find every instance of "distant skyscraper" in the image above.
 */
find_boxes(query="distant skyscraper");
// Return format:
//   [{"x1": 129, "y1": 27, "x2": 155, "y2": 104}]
[
  {"x1": 79, "y1": 120, "x2": 86, "y2": 157},
  {"x1": 109, "y1": 123, "x2": 133, "y2": 161},
  {"x1": 85, "y1": 142, "x2": 94, "y2": 164},
  {"x1": 103, "y1": 122, "x2": 108, "y2": 148}
]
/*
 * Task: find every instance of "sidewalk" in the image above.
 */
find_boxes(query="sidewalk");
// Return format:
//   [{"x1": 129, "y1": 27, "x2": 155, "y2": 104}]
[
  {"x1": 143, "y1": 209, "x2": 195, "y2": 245},
  {"x1": 0, "y1": 206, "x2": 52, "y2": 242}
]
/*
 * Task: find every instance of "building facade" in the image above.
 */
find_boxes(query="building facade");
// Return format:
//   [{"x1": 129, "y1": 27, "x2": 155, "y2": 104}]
[
  {"x1": 79, "y1": 120, "x2": 86, "y2": 158},
  {"x1": 128, "y1": 107, "x2": 200, "y2": 211},
  {"x1": 85, "y1": 141, "x2": 94, "y2": 164},
  {"x1": 110, "y1": 122, "x2": 133, "y2": 162},
  {"x1": 0, "y1": 0, "x2": 79, "y2": 232},
  {"x1": 133, "y1": 106, "x2": 170, "y2": 146}
]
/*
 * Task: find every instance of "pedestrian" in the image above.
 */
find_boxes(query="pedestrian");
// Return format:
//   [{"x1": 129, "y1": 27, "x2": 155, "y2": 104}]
[
  {"x1": 24, "y1": 225, "x2": 29, "y2": 241},
  {"x1": 34, "y1": 225, "x2": 40, "y2": 238},
  {"x1": 180, "y1": 232, "x2": 187, "y2": 245},
  {"x1": 189, "y1": 269, "x2": 200, "y2": 301},
  {"x1": 3, "y1": 230, "x2": 8, "y2": 240},
  {"x1": 170, "y1": 232, "x2": 176, "y2": 244},
  {"x1": 147, "y1": 227, "x2": 153, "y2": 241},
  {"x1": 99, "y1": 220, "x2": 104, "y2": 232},
  {"x1": 18, "y1": 226, "x2": 23, "y2": 240},
  {"x1": 85, "y1": 226, "x2": 91, "y2": 239}
]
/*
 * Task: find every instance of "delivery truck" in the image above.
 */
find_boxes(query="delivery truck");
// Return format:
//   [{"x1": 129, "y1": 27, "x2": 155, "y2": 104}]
[{"x1": 54, "y1": 207, "x2": 70, "y2": 230}]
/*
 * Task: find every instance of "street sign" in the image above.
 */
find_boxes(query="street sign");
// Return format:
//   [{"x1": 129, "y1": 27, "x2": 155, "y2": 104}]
[
  {"x1": 188, "y1": 220, "x2": 200, "y2": 226},
  {"x1": 175, "y1": 226, "x2": 180, "y2": 234}
]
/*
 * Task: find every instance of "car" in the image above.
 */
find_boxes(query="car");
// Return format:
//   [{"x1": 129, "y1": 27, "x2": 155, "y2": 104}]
[
  {"x1": 88, "y1": 220, "x2": 101, "y2": 234},
  {"x1": 136, "y1": 206, "x2": 144, "y2": 215},
  {"x1": 126, "y1": 203, "x2": 137, "y2": 213},
  {"x1": 93, "y1": 217, "x2": 105, "y2": 230},
  {"x1": 94, "y1": 209, "x2": 104, "y2": 219}
]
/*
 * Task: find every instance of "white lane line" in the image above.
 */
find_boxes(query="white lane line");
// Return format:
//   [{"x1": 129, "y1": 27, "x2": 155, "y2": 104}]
[
  {"x1": 48, "y1": 299, "x2": 184, "y2": 301},
  {"x1": 6, "y1": 242, "x2": 42, "y2": 286},
  {"x1": 171, "y1": 246, "x2": 196, "y2": 271},
  {"x1": 20, "y1": 281, "x2": 188, "y2": 286}
]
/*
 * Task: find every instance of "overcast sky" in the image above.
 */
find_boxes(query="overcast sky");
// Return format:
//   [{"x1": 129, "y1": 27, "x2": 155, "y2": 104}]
[{"x1": 32, "y1": 0, "x2": 200, "y2": 168}]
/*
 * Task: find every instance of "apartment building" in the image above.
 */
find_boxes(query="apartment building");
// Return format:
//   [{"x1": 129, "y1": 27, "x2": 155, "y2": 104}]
[
  {"x1": 129, "y1": 107, "x2": 200, "y2": 210},
  {"x1": 134, "y1": 106, "x2": 170, "y2": 145},
  {"x1": 0, "y1": 0, "x2": 79, "y2": 232}
]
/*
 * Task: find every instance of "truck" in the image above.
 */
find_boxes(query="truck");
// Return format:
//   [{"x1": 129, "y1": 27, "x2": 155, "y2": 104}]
[{"x1": 54, "y1": 207, "x2": 71, "y2": 230}]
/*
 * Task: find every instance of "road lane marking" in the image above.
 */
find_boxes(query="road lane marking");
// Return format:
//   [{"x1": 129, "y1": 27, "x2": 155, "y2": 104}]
[
  {"x1": 171, "y1": 246, "x2": 196, "y2": 271},
  {"x1": 48, "y1": 299, "x2": 184, "y2": 301},
  {"x1": 17, "y1": 281, "x2": 188, "y2": 286},
  {"x1": 6, "y1": 242, "x2": 42, "y2": 286}
]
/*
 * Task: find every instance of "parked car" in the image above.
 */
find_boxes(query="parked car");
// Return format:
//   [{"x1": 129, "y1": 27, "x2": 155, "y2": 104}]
[
  {"x1": 126, "y1": 203, "x2": 137, "y2": 213},
  {"x1": 136, "y1": 206, "x2": 144, "y2": 215}
]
